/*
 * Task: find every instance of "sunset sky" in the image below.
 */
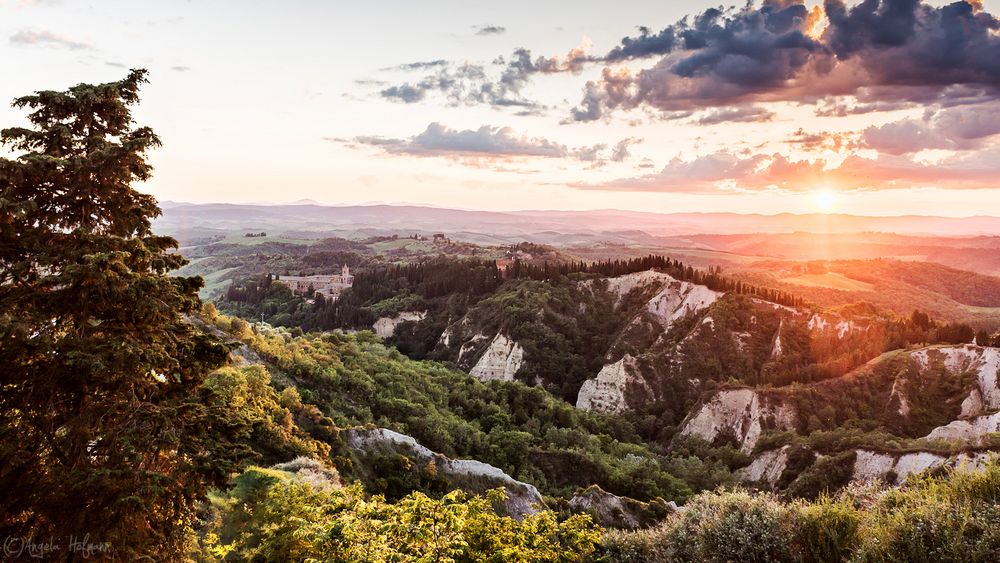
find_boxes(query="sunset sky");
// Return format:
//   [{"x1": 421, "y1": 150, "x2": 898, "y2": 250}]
[{"x1": 3, "y1": 0, "x2": 1000, "y2": 216}]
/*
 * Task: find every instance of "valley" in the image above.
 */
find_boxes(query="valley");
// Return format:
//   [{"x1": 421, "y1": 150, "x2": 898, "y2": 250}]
[{"x1": 164, "y1": 202, "x2": 1000, "y2": 534}]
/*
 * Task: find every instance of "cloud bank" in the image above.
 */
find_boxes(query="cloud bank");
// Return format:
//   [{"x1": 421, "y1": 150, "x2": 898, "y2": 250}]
[{"x1": 352, "y1": 122, "x2": 632, "y2": 164}]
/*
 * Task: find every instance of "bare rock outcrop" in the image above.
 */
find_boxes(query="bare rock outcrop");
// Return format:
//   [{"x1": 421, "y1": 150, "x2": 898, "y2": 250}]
[
  {"x1": 911, "y1": 346, "x2": 1000, "y2": 409},
  {"x1": 576, "y1": 355, "x2": 650, "y2": 413},
  {"x1": 469, "y1": 333, "x2": 524, "y2": 382},
  {"x1": 583, "y1": 270, "x2": 721, "y2": 331},
  {"x1": 346, "y1": 427, "x2": 544, "y2": 518},
  {"x1": 676, "y1": 389, "x2": 796, "y2": 453},
  {"x1": 372, "y1": 311, "x2": 426, "y2": 339},
  {"x1": 737, "y1": 446, "x2": 791, "y2": 487},
  {"x1": 568, "y1": 485, "x2": 675, "y2": 529},
  {"x1": 852, "y1": 449, "x2": 993, "y2": 485},
  {"x1": 925, "y1": 411, "x2": 1000, "y2": 441}
]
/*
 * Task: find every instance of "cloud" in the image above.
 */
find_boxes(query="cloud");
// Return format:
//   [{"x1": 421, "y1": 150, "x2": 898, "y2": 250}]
[
  {"x1": 696, "y1": 105, "x2": 775, "y2": 125},
  {"x1": 350, "y1": 122, "x2": 627, "y2": 163},
  {"x1": 380, "y1": 60, "x2": 448, "y2": 72},
  {"x1": 611, "y1": 138, "x2": 641, "y2": 162},
  {"x1": 788, "y1": 128, "x2": 859, "y2": 152},
  {"x1": 861, "y1": 103, "x2": 1000, "y2": 154},
  {"x1": 171, "y1": 65, "x2": 191, "y2": 72},
  {"x1": 377, "y1": 41, "x2": 591, "y2": 110},
  {"x1": 10, "y1": 29, "x2": 91, "y2": 50},
  {"x1": 475, "y1": 25, "x2": 507, "y2": 36},
  {"x1": 579, "y1": 146, "x2": 1000, "y2": 193},
  {"x1": 572, "y1": 0, "x2": 1000, "y2": 120}
]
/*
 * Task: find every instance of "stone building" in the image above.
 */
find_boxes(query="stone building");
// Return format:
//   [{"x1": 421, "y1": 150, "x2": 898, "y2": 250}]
[{"x1": 274, "y1": 265, "x2": 353, "y2": 300}]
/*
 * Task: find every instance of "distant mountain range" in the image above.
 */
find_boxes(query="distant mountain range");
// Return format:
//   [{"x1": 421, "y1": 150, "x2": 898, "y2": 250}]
[{"x1": 157, "y1": 202, "x2": 1000, "y2": 238}]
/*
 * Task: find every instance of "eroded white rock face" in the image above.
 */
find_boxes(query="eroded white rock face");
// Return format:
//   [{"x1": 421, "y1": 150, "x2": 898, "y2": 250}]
[
  {"x1": 738, "y1": 446, "x2": 790, "y2": 486},
  {"x1": 348, "y1": 428, "x2": 435, "y2": 458},
  {"x1": 645, "y1": 280, "x2": 721, "y2": 330},
  {"x1": 470, "y1": 333, "x2": 524, "y2": 382},
  {"x1": 676, "y1": 389, "x2": 796, "y2": 453},
  {"x1": 852, "y1": 450, "x2": 897, "y2": 483},
  {"x1": 925, "y1": 411, "x2": 1000, "y2": 441},
  {"x1": 771, "y1": 320, "x2": 784, "y2": 359},
  {"x1": 456, "y1": 332, "x2": 488, "y2": 364},
  {"x1": 851, "y1": 449, "x2": 993, "y2": 485},
  {"x1": 346, "y1": 427, "x2": 545, "y2": 517},
  {"x1": 961, "y1": 388, "x2": 986, "y2": 418},
  {"x1": 372, "y1": 311, "x2": 427, "y2": 339},
  {"x1": 591, "y1": 270, "x2": 676, "y2": 301},
  {"x1": 583, "y1": 270, "x2": 721, "y2": 331},
  {"x1": 911, "y1": 346, "x2": 1000, "y2": 409},
  {"x1": 576, "y1": 355, "x2": 649, "y2": 413}
]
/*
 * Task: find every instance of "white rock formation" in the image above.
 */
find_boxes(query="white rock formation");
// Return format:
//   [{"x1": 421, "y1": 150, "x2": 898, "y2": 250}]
[
  {"x1": 347, "y1": 427, "x2": 545, "y2": 517},
  {"x1": 851, "y1": 449, "x2": 994, "y2": 485},
  {"x1": 590, "y1": 270, "x2": 675, "y2": 301},
  {"x1": 771, "y1": 320, "x2": 784, "y2": 359},
  {"x1": 911, "y1": 346, "x2": 1000, "y2": 407},
  {"x1": 888, "y1": 378, "x2": 911, "y2": 416},
  {"x1": 645, "y1": 280, "x2": 721, "y2": 330},
  {"x1": 925, "y1": 411, "x2": 1000, "y2": 441},
  {"x1": 457, "y1": 332, "x2": 488, "y2": 364},
  {"x1": 583, "y1": 270, "x2": 721, "y2": 331},
  {"x1": 372, "y1": 311, "x2": 426, "y2": 339},
  {"x1": 469, "y1": 333, "x2": 525, "y2": 382},
  {"x1": 961, "y1": 388, "x2": 986, "y2": 418},
  {"x1": 852, "y1": 450, "x2": 897, "y2": 483},
  {"x1": 738, "y1": 446, "x2": 790, "y2": 486},
  {"x1": 568, "y1": 486, "x2": 672, "y2": 529},
  {"x1": 835, "y1": 320, "x2": 852, "y2": 338},
  {"x1": 576, "y1": 355, "x2": 649, "y2": 413},
  {"x1": 807, "y1": 314, "x2": 829, "y2": 331},
  {"x1": 676, "y1": 389, "x2": 796, "y2": 453}
]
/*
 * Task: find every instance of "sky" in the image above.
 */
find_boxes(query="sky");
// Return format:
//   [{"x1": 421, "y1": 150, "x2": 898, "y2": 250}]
[{"x1": 3, "y1": 0, "x2": 1000, "y2": 216}]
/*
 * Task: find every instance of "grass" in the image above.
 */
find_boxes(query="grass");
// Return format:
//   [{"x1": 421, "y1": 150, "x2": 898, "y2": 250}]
[
  {"x1": 368, "y1": 239, "x2": 440, "y2": 253},
  {"x1": 779, "y1": 272, "x2": 875, "y2": 292},
  {"x1": 221, "y1": 233, "x2": 315, "y2": 246},
  {"x1": 199, "y1": 267, "x2": 240, "y2": 298}
]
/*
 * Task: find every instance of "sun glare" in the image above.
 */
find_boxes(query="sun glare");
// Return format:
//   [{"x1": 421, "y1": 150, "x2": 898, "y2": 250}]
[{"x1": 813, "y1": 188, "x2": 837, "y2": 213}]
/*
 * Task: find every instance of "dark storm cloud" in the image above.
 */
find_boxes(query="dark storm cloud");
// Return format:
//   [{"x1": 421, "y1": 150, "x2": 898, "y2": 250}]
[{"x1": 573, "y1": 0, "x2": 1000, "y2": 120}]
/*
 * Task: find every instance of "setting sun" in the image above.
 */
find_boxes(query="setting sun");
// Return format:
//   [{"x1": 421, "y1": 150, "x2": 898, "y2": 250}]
[{"x1": 813, "y1": 188, "x2": 838, "y2": 213}]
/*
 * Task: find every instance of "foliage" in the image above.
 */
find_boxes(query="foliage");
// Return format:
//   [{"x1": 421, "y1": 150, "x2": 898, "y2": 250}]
[
  {"x1": 599, "y1": 460, "x2": 1000, "y2": 563},
  {"x1": 211, "y1": 316, "x2": 714, "y2": 502},
  {"x1": 0, "y1": 71, "x2": 244, "y2": 558},
  {"x1": 198, "y1": 464, "x2": 601, "y2": 562}
]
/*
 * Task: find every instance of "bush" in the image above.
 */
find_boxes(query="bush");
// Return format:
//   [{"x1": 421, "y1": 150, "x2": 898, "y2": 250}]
[
  {"x1": 794, "y1": 495, "x2": 860, "y2": 563},
  {"x1": 600, "y1": 461, "x2": 1000, "y2": 563}
]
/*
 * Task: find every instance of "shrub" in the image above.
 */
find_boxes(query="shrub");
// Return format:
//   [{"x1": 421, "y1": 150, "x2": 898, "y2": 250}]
[{"x1": 794, "y1": 495, "x2": 860, "y2": 563}]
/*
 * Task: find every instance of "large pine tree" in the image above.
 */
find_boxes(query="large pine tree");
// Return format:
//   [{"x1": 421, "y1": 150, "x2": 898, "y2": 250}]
[{"x1": 0, "y1": 71, "x2": 246, "y2": 558}]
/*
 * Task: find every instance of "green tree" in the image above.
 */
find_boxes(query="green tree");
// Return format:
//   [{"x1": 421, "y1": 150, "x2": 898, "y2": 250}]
[{"x1": 0, "y1": 71, "x2": 244, "y2": 558}]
